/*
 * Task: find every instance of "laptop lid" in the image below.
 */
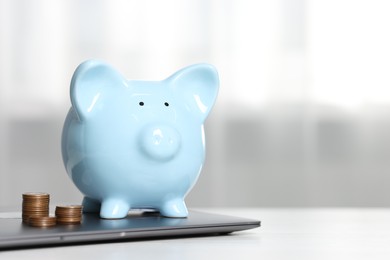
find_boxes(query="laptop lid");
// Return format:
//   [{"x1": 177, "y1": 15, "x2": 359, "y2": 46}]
[{"x1": 0, "y1": 209, "x2": 260, "y2": 249}]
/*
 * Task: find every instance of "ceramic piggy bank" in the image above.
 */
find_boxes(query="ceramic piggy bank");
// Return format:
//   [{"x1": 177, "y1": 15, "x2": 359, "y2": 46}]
[{"x1": 61, "y1": 60, "x2": 219, "y2": 219}]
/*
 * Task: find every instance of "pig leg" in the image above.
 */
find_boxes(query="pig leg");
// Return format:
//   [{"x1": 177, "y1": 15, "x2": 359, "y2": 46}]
[
  {"x1": 82, "y1": 197, "x2": 101, "y2": 213},
  {"x1": 159, "y1": 198, "x2": 188, "y2": 218},
  {"x1": 100, "y1": 198, "x2": 130, "y2": 219}
]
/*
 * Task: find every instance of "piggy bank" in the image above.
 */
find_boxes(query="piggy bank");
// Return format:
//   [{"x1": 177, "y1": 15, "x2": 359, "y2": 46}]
[{"x1": 61, "y1": 60, "x2": 219, "y2": 219}]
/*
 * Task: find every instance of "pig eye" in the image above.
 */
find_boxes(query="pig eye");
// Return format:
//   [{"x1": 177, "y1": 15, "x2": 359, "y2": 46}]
[
  {"x1": 164, "y1": 102, "x2": 169, "y2": 107},
  {"x1": 139, "y1": 102, "x2": 144, "y2": 106}
]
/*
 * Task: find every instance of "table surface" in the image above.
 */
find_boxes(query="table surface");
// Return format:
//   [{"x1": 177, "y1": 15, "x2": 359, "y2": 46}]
[{"x1": 2, "y1": 207, "x2": 390, "y2": 259}]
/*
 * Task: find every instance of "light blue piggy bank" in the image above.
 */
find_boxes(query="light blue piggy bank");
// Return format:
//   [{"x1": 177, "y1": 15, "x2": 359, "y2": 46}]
[{"x1": 61, "y1": 60, "x2": 219, "y2": 219}]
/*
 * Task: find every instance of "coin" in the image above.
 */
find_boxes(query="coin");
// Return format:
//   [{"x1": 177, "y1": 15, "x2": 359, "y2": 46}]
[
  {"x1": 28, "y1": 216, "x2": 57, "y2": 227},
  {"x1": 22, "y1": 192, "x2": 50, "y2": 199},
  {"x1": 22, "y1": 192, "x2": 50, "y2": 223},
  {"x1": 55, "y1": 205, "x2": 82, "y2": 212},
  {"x1": 23, "y1": 192, "x2": 49, "y2": 196},
  {"x1": 21, "y1": 193, "x2": 85, "y2": 226},
  {"x1": 55, "y1": 205, "x2": 83, "y2": 224}
]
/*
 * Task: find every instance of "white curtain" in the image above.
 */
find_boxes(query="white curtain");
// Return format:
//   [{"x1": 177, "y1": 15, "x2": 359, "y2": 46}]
[{"x1": 1, "y1": 0, "x2": 390, "y2": 207}]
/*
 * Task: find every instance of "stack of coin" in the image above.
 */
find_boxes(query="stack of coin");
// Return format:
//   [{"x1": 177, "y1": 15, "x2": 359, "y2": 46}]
[
  {"x1": 55, "y1": 205, "x2": 83, "y2": 224},
  {"x1": 22, "y1": 192, "x2": 50, "y2": 223},
  {"x1": 28, "y1": 216, "x2": 57, "y2": 227}
]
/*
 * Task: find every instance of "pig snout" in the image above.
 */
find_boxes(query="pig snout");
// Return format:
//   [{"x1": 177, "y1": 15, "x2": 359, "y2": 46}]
[{"x1": 139, "y1": 125, "x2": 181, "y2": 161}]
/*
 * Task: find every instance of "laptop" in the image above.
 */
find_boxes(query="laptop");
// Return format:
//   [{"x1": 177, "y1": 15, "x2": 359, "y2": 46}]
[{"x1": 0, "y1": 209, "x2": 260, "y2": 249}]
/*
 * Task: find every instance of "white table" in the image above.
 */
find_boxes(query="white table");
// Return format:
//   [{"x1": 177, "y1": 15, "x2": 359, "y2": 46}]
[{"x1": 2, "y1": 208, "x2": 390, "y2": 259}]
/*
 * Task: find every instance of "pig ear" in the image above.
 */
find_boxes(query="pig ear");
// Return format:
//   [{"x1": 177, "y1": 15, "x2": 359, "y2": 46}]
[
  {"x1": 168, "y1": 64, "x2": 219, "y2": 121},
  {"x1": 70, "y1": 60, "x2": 127, "y2": 121}
]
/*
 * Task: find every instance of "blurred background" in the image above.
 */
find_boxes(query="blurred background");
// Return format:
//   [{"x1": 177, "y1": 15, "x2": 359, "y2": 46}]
[{"x1": 1, "y1": 0, "x2": 390, "y2": 207}]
